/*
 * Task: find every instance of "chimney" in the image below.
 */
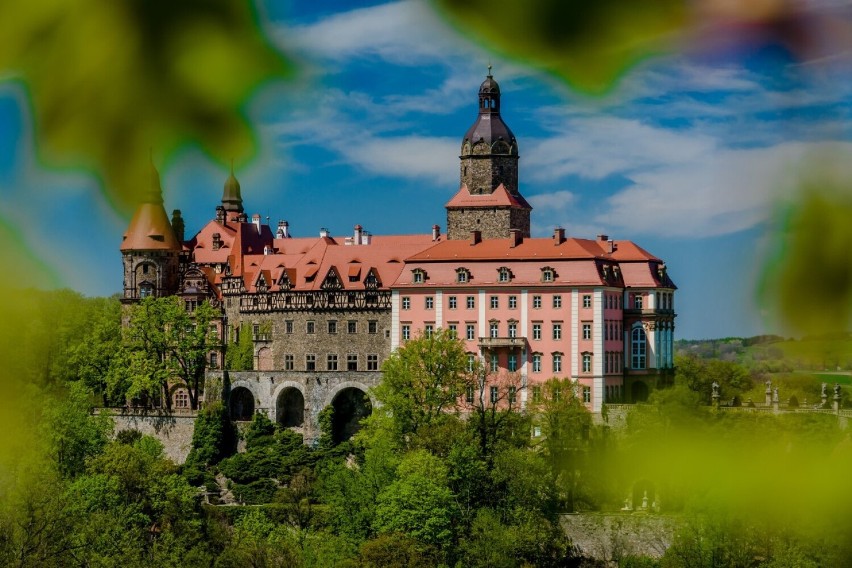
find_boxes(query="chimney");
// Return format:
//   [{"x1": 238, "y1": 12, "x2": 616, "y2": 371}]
[
  {"x1": 608, "y1": 239, "x2": 615, "y2": 254},
  {"x1": 319, "y1": 227, "x2": 329, "y2": 238},
  {"x1": 215, "y1": 205, "x2": 225, "y2": 223},
  {"x1": 597, "y1": 234, "x2": 609, "y2": 242},
  {"x1": 354, "y1": 224, "x2": 363, "y2": 245},
  {"x1": 432, "y1": 224, "x2": 440, "y2": 241},
  {"x1": 264, "y1": 245, "x2": 272, "y2": 255},
  {"x1": 553, "y1": 227, "x2": 565, "y2": 244},
  {"x1": 171, "y1": 209, "x2": 185, "y2": 242},
  {"x1": 509, "y1": 228, "x2": 522, "y2": 247},
  {"x1": 212, "y1": 232, "x2": 222, "y2": 251},
  {"x1": 252, "y1": 214, "x2": 262, "y2": 234},
  {"x1": 470, "y1": 230, "x2": 481, "y2": 245},
  {"x1": 361, "y1": 231, "x2": 372, "y2": 245},
  {"x1": 276, "y1": 220, "x2": 290, "y2": 239}
]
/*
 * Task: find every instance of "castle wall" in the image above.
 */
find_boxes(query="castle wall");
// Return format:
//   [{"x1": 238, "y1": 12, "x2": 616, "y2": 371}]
[
  {"x1": 107, "y1": 411, "x2": 197, "y2": 464},
  {"x1": 447, "y1": 207, "x2": 515, "y2": 240}
]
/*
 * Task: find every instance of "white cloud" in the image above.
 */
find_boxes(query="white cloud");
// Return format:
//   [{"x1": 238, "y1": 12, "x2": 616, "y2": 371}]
[
  {"x1": 340, "y1": 135, "x2": 458, "y2": 184},
  {"x1": 527, "y1": 190, "x2": 576, "y2": 211}
]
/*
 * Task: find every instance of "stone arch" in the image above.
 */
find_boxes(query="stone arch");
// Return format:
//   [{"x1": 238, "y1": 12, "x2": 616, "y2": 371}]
[
  {"x1": 275, "y1": 383, "x2": 306, "y2": 428},
  {"x1": 327, "y1": 385, "x2": 373, "y2": 443},
  {"x1": 631, "y1": 380, "x2": 649, "y2": 403},
  {"x1": 229, "y1": 385, "x2": 256, "y2": 421}
]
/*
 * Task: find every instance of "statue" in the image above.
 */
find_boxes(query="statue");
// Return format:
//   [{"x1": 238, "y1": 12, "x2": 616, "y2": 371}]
[
  {"x1": 835, "y1": 383, "x2": 842, "y2": 398},
  {"x1": 765, "y1": 379, "x2": 772, "y2": 392},
  {"x1": 822, "y1": 382, "x2": 828, "y2": 398},
  {"x1": 772, "y1": 387, "x2": 779, "y2": 403},
  {"x1": 711, "y1": 381, "x2": 720, "y2": 397}
]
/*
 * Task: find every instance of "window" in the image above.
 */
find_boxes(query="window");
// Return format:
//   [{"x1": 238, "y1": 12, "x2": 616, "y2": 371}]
[
  {"x1": 306, "y1": 354, "x2": 316, "y2": 371},
  {"x1": 508, "y1": 321, "x2": 517, "y2": 338},
  {"x1": 508, "y1": 353, "x2": 517, "y2": 372},
  {"x1": 174, "y1": 390, "x2": 189, "y2": 408},
  {"x1": 490, "y1": 354, "x2": 499, "y2": 372},
  {"x1": 632, "y1": 326, "x2": 647, "y2": 369},
  {"x1": 466, "y1": 385, "x2": 474, "y2": 404},
  {"x1": 583, "y1": 386, "x2": 591, "y2": 403},
  {"x1": 490, "y1": 386, "x2": 499, "y2": 404},
  {"x1": 532, "y1": 386, "x2": 542, "y2": 402},
  {"x1": 508, "y1": 386, "x2": 517, "y2": 404},
  {"x1": 553, "y1": 295, "x2": 562, "y2": 308},
  {"x1": 582, "y1": 353, "x2": 592, "y2": 373},
  {"x1": 425, "y1": 324, "x2": 434, "y2": 337},
  {"x1": 402, "y1": 324, "x2": 411, "y2": 341},
  {"x1": 368, "y1": 320, "x2": 378, "y2": 334},
  {"x1": 139, "y1": 283, "x2": 153, "y2": 298},
  {"x1": 553, "y1": 353, "x2": 562, "y2": 373},
  {"x1": 328, "y1": 320, "x2": 337, "y2": 334},
  {"x1": 553, "y1": 387, "x2": 562, "y2": 402},
  {"x1": 466, "y1": 324, "x2": 475, "y2": 341},
  {"x1": 367, "y1": 354, "x2": 379, "y2": 371},
  {"x1": 532, "y1": 353, "x2": 542, "y2": 373},
  {"x1": 402, "y1": 296, "x2": 411, "y2": 310},
  {"x1": 490, "y1": 296, "x2": 499, "y2": 309},
  {"x1": 348, "y1": 320, "x2": 357, "y2": 334},
  {"x1": 425, "y1": 297, "x2": 434, "y2": 309},
  {"x1": 553, "y1": 323, "x2": 562, "y2": 340},
  {"x1": 284, "y1": 354, "x2": 294, "y2": 371},
  {"x1": 347, "y1": 354, "x2": 358, "y2": 371},
  {"x1": 498, "y1": 268, "x2": 510, "y2": 282},
  {"x1": 449, "y1": 296, "x2": 458, "y2": 309},
  {"x1": 490, "y1": 322, "x2": 499, "y2": 338},
  {"x1": 532, "y1": 323, "x2": 542, "y2": 340},
  {"x1": 533, "y1": 295, "x2": 542, "y2": 309},
  {"x1": 412, "y1": 269, "x2": 425, "y2": 284},
  {"x1": 533, "y1": 425, "x2": 542, "y2": 437},
  {"x1": 326, "y1": 354, "x2": 338, "y2": 371},
  {"x1": 582, "y1": 323, "x2": 591, "y2": 340},
  {"x1": 583, "y1": 295, "x2": 592, "y2": 308},
  {"x1": 285, "y1": 320, "x2": 293, "y2": 334},
  {"x1": 634, "y1": 294, "x2": 643, "y2": 309},
  {"x1": 466, "y1": 296, "x2": 475, "y2": 309},
  {"x1": 508, "y1": 295, "x2": 517, "y2": 309},
  {"x1": 210, "y1": 353, "x2": 218, "y2": 369},
  {"x1": 467, "y1": 353, "x2": 476, "y2": 372},
  {"x1": 542, "y1": 268, "x2": 554, "y2": 282},
  {"x1": 457, "y1": 269, "x2": 469, "y2": 283},
  {"x1": 306, "y1": 321, "x2": 315, "y2": 334}
]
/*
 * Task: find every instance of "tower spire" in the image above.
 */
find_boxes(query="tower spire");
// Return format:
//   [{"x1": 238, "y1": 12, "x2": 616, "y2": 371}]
[{"x1": 222, "y1": 159, "x2": 244, "y2": 213}]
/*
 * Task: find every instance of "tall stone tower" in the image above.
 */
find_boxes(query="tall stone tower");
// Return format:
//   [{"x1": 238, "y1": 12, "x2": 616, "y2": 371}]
[
  {"x1": 446, "y1": 69, "x2": 532, "y2": 240},
  {"x1": 120, "y1": 161, "x2": 181, "y2": 303}
]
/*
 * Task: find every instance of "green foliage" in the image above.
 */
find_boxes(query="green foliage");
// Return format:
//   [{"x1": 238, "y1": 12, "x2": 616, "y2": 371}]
[
  {"x1": 358, "y1": 532, "x2": 439, "y2": 568},
  {"x1": 184, "y1": 401, "x2": 237, "y2": 485},
  {"x1": 675, "y1": 354, "x2": 753, "y2": 403},
  {"x1": 225, "y1": 323, "x2": 254, "y2": 371}
]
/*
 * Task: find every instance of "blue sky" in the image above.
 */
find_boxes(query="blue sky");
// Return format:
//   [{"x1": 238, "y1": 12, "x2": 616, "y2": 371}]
[{"x1": 1, "y1": 0, "x2": 851, "y2": 339}]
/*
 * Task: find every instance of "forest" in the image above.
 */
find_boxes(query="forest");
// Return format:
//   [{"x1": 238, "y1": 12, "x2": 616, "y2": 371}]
[{"x1": 1, "y1": 289, "x2": 851, "y2": 567}]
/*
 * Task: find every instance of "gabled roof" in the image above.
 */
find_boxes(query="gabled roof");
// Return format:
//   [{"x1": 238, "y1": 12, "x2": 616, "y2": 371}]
[{"x1": 445, "y1": 184, "x2": 532, "y2": 210}]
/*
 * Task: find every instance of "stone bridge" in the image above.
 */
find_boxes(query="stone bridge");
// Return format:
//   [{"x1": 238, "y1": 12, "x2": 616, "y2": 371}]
[{"x1": 206, "y1": 370, "x2": 382, "y2": 444}]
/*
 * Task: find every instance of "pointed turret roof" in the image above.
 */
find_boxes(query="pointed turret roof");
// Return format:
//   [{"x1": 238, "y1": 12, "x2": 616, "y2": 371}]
[
  {"x1": 120, "y1": 161, "x2": 181, "y2": 251},
  {"x1": 222, "y1": 161, "x2": 244, "y2": 213}
]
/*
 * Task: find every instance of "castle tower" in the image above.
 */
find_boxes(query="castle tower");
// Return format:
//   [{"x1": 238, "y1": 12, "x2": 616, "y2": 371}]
[
  {"x1": 120, "y1": 160, "x2": 181, "y2": 302},
  {"x1": 446, "y1": 69, "x2": 532, "y2": 240},
  {"x1": 222, "y1": 162, "x2": 244, "y2": 215}
]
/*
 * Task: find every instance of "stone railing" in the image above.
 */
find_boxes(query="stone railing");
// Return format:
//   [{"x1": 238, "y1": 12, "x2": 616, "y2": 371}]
[
  {"x1": 94, "y1": 407, "x2": 198, "y2": 417},
  {"x1": 478, "y1": 336, "x2": 526, "y2": 349}
]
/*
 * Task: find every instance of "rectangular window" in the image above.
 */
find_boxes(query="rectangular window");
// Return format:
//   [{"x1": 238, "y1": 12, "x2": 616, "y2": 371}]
[
  {"x1": 532, "y1": 323, "x2": 542, "y2": 340},
  {"x1": 490, "y1": 386, "x2": 499, "y2": 404},
  {"x1": 347, "y1": 354, "x2": 358, "y2": 371},
  {"x1": 210, "y1": 352, "x2": 218, "y2": 369},
  {"x1": 508, "y1": 322, "x2": 517, "y2": 338},
  {"x1": 348, "y1": 320, "x2": 357, "y2": 334},
  {"x1": 306, "y1": 321, "x2": 315, "y2": 334},
  {"x1": 508, "y1": 386, "x2": 517, "y2": 404},
  {"x1": 634, "y1": 295, "x2": 643, "y2": 309},
  {"x1": 467, "y1": 354, "x2": 476, "y2": 372},
  {"x1": 508, "y1": 295, "x2": 517, "y2": 309},
  {"x1": 553, "y1": 295, "x2": 562, "y2": 308},
  {"x1": 306, "y1": 354, "x2": 316, "y2": 371},
  {"x1": 449, "y1": 296, "x2": 458, "y2": 309},
  {"x1": 425, "y1": 297, "x2": 434, "y2": 309},
  {"x1": 284, "y1": 354, "x2": 294, "y2": 371},
  {"x1": 285, "y1": 320, "x2": 293, "y2": 334},
  {"x1": 327, "y1": 354, "x2": 338, "y2": 371},
  {"x1": 466, "y1": 324, "x2": 475, "y2": 341},
  {"x1": 533, "y1": 353, "x2": 542, "y2": 373},
  {"x1": 498, "y1": 269, "x2": 510, "y2": 282},
  {"x1": 583, "y1": 294, "x2": 592, "y2": 309},
  {"x1": 490, "y1": 322, "x2": 499, "y2": 338},
  {"x1": 425, "y1": 324, "x2": 434, "y2": 337},
  {"x1": 583, "y1": 386, "x2": 591, "y2": 403},
  {"x1": 490, "y1": 354, "x2": 499, "y2": 372},
  {"x1": 367, "y1": 354, "x2": 379, "y2": 371},
  {"x1": 553, "y1": 354, "x2": 562, "y2": 373},
  {"x1": 467, "y1": 296, "x2": 475, "y2": 309},
  {"x1": 466, "y1": 385, "x2": 474, "y2": 404},
  {"x1": 402, "y1": 296, "x2": 411, "y2": 310},
  {"x1": 533, "y1": 295, "x2": 542, "y2": 309},
  {"x1": 448, "y1": 323, "x2": 458, "y2": 337},
  {"x1": 508, "y1": 353, "x2": 517, "y2": 372},
  {"x1": 328, "y1": 320, "x2": 337, "y2": 334},
  {"x1": 402, "y1": 324, "x2": 411, "y2": 341},
  {"x1": 553, "y1": 323, "x2": 562, "y2": 340},
  {"x1": 532, "y1": 386, "x2": 542, "y2": 402},
  {"x1": 582, "y1": 323, "x2": 591, "y2": 340},
  {"x1": 490, "y1": 296, "x2": 499, "y2": 309},
  {"x1": 582, "y1": 353, "x2": 592, "y2": 373},
  {"x1": 368, "y1": 320, "x2": 378, "y2": 334}
]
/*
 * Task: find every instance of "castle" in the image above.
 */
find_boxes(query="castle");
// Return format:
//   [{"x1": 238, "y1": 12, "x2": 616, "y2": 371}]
[{"x1": 121, "y1": 72, "x2": 676, "y2": 441}]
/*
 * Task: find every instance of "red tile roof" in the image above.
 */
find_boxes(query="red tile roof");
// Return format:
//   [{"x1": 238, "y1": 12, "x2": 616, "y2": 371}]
[
  {"x1": 120, "y1": 203, "x2": 181, "y2": 252},
  {"x1": 445, "y1": 184, "x2": 532, "y2": 210}
]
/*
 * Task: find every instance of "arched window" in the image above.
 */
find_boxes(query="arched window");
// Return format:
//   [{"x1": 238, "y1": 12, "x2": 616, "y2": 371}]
[{"x1": 631, "y1": 326, "x2": 647, "y2": 369}]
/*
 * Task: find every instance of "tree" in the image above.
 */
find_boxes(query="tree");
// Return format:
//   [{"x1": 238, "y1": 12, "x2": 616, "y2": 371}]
[
  {"x1": 68, "y1": 296, "x2": 122, "y2": 405},
  {"x1": 675, "y1": 354, "x2": 753, "y2": 404},
  {"x1": 465, "y1": 363, "x2": 525, "y2": 461},
  {"x1": 225, "y1": 323, "x2": 254, "y2": 371},
  {"x1": 374, "y1": 329, "x2": 469, "y2": 443}
]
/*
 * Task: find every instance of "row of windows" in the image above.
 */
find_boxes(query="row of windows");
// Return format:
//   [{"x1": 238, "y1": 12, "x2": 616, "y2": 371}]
[
  {"x1": 604, "y1": 294, "x2": 623, "y2": 310},
  {"x1": 604, "y1": 351, "x2": 623, "y2": 374},
  {"x1": 296, "y1": 353, "x2": 380, "y2": 372},
  {"x1": 530, "y1": 384, "x2": 591, "y2": 403},
  {"x1": 604, "y1": 320, "x2": 623, "y2": 341},
  {"x1": 271, "y1": 320, "x2": 380, "y2": 335},
  {"x1": 414, "y1": 267, "x2": 562, "y2": 285},
  {"x1": 401, "y1": 294, "x2": 590, "y2": 311}
]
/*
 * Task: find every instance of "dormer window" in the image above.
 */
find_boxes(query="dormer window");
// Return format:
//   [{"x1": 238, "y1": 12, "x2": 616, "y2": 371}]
[
  {"x1": 541, "y1": 267, "x2": 556, "y2": 283},
  {"x1": 456, "y1": 268, "x2": 470, "y2": 283},
  {"x1": 497, "y1": 267, "x2": 512, "y2": 283},
  {"x1": 412, "y1": 269, "x2": 426, "y2": 284}
]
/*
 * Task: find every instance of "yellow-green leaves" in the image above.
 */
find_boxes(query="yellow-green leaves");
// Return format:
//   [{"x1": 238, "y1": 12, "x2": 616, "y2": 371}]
[{"x1": 0, "y1": 0, "x2": 292, "y2": 213}]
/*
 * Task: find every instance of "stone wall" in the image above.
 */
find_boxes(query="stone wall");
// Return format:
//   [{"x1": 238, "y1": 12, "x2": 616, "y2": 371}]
[
  {"x1": 447, "y1": 207, "x2": 529, "y2": 240},
  {"x1": 107, "y1": 411, "x2": 198, "y2": 464},
  {"x1": 561, "y1": 513, "x2": 677, "y2": 562},
  {"x1": 460, "y1": 152, "x2": 519, "y2": 195}
]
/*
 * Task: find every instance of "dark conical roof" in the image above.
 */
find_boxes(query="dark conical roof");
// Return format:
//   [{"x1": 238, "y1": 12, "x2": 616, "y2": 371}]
[
  {"x1": 462, "y1": 70, "x2": 517, "y2": 152},
  {"x1": 222, "y1": 162, "x2": 244, "y2": 213}
]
